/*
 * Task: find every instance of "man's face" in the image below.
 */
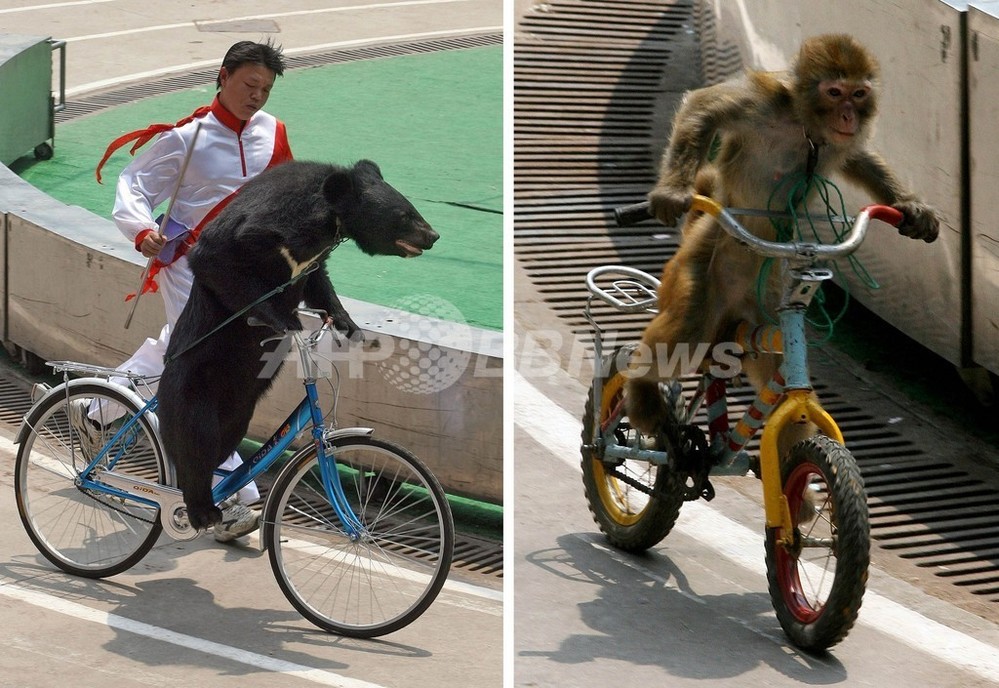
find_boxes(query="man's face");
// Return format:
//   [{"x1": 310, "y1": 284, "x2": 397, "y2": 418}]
[{"x1": 218, "y1": 63, "x2": 276, "y2": 121}]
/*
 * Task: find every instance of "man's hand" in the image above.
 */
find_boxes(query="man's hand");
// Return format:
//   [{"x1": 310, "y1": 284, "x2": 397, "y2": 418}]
[{"x1": 139, "y1": 232, "x2": 166, "y2": 258}]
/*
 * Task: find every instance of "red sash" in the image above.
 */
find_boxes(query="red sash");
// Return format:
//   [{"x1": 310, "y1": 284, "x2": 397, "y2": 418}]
[
  {"x1": 95, "y1": 105, "x2": 211, "y2": 184},
  {"x1": 124, "y1": 190, "x2": 238, "y2": 301}
]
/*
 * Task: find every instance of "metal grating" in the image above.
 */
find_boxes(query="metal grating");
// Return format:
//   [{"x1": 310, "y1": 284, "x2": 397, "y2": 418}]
[
  {"x1": 515, "y1": 0, "x2": 692, "y2": 347},
  {"x1": 0, "y1": 377, "x2": 34, "y2": 425},
  {"x1": 514, "y1": 0, "x2": 999, "y2": 609}
]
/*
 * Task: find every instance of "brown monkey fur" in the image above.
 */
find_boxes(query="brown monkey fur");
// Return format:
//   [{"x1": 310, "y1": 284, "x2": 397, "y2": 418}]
[{"x1": 625, "y1": 34, "x2": 940, "y2": 455}]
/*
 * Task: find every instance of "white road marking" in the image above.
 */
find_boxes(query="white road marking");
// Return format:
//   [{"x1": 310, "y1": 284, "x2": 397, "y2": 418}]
[
  {"x1": 66, "y1": 26, "x2": 502, "y2": 97},
  {"x1": 63, "y1": 0, "x2": 479, "y2": 43},
  {"x1": 0, "y1": 582, "x2": 387, "y2": 688},
  {"x1": 514, "y1": 369, "x2": 999, "y2": 683},
  {"x1": 6, "y1": 424, "x2": 500, "y2": 622},
  {"x1": 0, "y1": 0, "x2": 115, "y2": 14}
]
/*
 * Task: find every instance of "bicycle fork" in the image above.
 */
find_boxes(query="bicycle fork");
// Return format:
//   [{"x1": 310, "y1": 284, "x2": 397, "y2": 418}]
[
  {"x1": 302, "y1": 377, "x2": 368, "y2": 541},
  {"x1": 755, "y1": 268, "x2": 845, "y2": 545}
]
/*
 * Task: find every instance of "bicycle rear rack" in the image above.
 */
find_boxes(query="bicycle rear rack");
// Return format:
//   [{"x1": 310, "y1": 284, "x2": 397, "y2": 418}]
[{"x1": 583, "y1": 265, "x2": 660, "y2": 365}]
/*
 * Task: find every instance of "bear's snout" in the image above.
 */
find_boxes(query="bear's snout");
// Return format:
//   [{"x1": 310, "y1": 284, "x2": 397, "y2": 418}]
[{"x1": 395, "y1": 223, "x2": 439, "y2": 258}]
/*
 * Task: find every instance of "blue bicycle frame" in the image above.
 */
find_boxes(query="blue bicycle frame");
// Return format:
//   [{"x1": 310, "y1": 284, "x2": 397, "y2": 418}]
[{"x1": 74, "y1": 377, "x2": 366, "y2": 538}]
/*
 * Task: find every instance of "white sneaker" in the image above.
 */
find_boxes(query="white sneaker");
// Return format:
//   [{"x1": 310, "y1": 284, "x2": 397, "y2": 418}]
[
  {"x1": 213, "y1": 501, "x2": 260, "y2": 542},
  {"x1": 68, "y1": 398, "x2": 103, "y2": 460}
]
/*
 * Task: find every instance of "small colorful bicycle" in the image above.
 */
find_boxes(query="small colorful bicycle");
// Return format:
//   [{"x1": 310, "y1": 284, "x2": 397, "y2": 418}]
[
  {"x1": 581, "y1": 194, "x2": 902, "y2": 650},
  {"x1": 14, "y1": 308, "x2": 454, "y2": 638}
]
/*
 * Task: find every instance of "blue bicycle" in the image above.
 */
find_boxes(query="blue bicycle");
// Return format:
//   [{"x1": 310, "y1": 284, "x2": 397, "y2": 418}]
[{"x1": 13, "y1": 308, "x2": 454, "y2": 638}]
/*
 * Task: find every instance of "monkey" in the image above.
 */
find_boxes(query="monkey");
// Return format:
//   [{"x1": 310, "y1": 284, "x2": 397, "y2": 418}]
[{"x1": 624, "y1": 34, "x2": 941, "y2": 452}]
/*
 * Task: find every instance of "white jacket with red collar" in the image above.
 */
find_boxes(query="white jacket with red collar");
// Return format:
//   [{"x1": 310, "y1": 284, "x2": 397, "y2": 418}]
[{"x1": 106, "y1": 96, "x2": 292, "y2": 257}]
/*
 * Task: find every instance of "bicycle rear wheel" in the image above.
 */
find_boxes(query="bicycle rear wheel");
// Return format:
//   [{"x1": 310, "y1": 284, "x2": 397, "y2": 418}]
[
  {"x1": 263, "y1": 435, "x2": 454, "y2": 637},
  {"x1": 15, "y1": 382, "x2": 166, "y2": 578},
  {"x1": 765, "y1": 434, "x2": 870, "y2": 651},
  {"x1": 580, "y1": 347, "x2": 686, "y2": 552}
]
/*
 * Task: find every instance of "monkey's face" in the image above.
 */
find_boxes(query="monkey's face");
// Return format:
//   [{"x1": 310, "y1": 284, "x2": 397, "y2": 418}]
[{"x1": 814, "y1": 78, "x2": 876, "y2": 146}]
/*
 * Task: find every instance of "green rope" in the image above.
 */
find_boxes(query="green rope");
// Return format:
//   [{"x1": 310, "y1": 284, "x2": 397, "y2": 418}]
[
  {"x1": 163, "y1": 261, "x2": 320, "y2": 365},
  {"x1": 754, "y1": 172, "x2": 880, "y2": 342}
]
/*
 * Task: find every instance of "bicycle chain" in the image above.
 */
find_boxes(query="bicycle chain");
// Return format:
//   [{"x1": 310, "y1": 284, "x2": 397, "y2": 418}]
[
  {"x1": 606, "y1": 465, "x2": 657, "y2": 498},
  {"x1": 78, "y1": 484, "x2": 157, "y2": 525}
]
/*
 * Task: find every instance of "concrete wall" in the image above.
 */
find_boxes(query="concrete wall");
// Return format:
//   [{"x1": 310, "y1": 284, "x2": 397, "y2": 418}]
[
  {"x1": 0, "y1": 163, "x2": 503, "y2": 504},
  {"x1": 968, "y1": 3, "x2": 999, "y2": 377}
]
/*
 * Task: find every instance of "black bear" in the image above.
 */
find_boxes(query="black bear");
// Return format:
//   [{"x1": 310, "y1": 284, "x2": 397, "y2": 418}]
[{"x1": 156, "y1": 159, "x2": 439, "y2": 530}]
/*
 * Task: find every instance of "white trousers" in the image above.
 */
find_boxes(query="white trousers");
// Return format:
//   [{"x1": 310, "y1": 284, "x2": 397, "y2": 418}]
[{"x1": 89, "y1": 255, "x2": 259, "y2": 504}]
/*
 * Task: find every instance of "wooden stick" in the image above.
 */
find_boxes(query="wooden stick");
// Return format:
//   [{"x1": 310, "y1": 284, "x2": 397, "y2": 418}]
[{"x1": 124, "y1": 120, "x2": 203, "y2": 329}]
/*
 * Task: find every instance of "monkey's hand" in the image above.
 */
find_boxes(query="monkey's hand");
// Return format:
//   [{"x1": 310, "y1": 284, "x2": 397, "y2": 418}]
[
  {"x1": 648, "y1": 185, "x2": 693, "y2": 227},
  {"x1": 892, "y1": 201, "x2": 940, "y2": 243}
]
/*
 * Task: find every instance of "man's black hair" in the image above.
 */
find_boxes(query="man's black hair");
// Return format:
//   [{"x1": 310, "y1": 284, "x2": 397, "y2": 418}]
[{"x1": 216, "y1": 39, "x2": 286, "y2": 89}]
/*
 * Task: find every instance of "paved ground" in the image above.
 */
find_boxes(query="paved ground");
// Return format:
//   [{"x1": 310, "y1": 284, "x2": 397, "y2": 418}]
[
  {"x1": 510, "y1": 0, "x2": 999, "y2": 684},
  {"x1": 0, "y1": 420, "x2": 504, "y2": 688}
]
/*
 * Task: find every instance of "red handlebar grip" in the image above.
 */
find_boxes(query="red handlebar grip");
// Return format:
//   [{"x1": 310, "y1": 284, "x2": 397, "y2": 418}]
[{"x1": 863, "y1": 204, "x2": 904, "y2": 227}]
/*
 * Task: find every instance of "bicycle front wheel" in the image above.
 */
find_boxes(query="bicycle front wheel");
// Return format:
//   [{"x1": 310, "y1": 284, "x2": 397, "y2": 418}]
[
  {"x1": 15, "y1": 382, "x2": 166, "y2": 578},
  {"x1": 764, "y1": 434, "x2": 870, "y2": 651},
  {"x1": 263, "y1": 435, "x2": 454, "y2": 637}
]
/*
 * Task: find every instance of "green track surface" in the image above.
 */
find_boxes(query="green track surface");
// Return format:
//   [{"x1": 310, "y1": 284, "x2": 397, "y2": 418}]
[{"x1": 14, "y1": 46, "x2": 502, "y2": 331}]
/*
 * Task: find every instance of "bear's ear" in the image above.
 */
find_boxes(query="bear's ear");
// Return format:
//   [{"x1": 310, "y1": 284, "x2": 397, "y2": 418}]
[
  {"x1": 354, "y1": 159, "x2": 383, "y2": 181},
  {"x1": 321, "y1": 169, "x2": 356, "y2": 203}
]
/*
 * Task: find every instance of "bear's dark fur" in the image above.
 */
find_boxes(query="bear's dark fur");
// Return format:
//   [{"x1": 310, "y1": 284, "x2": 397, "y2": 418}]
[{"x1": 156, "y1": 159, "x2": 438, "y2": 529}]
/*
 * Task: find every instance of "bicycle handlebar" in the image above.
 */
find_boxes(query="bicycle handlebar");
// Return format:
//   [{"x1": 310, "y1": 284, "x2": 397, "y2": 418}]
[
  {"x1": 614, "y1": 201, "x2": 656, "y2": 227},
  {"x1": 295, "y1": 308, "x2": 334, "y2": 347},
  {"x1": 249, "y1": 307, "x2": 334, "y2": 348},
  {"x1": 614, "y1": 195, "x2": 904, "y2": 259}
]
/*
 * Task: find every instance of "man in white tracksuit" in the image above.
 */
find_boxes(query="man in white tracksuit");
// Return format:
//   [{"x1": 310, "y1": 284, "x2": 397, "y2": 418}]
[{"x1": 77, "y1": 40, "x2": 294, "y2": 541}]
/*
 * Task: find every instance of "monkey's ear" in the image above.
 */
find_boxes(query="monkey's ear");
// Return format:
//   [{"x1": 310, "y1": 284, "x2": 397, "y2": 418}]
[{"x1": 322, "y1": 169, "x2": 356, "y2": 202}]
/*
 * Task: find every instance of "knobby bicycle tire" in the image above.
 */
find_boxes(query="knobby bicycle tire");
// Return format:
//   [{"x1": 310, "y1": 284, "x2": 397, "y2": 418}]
[
  {"x1": 580, "y1": 347, "x2": 686, "y2": 552},
  {"x1": 764, "y1": 434, "x2": 870, "y2": 651}
]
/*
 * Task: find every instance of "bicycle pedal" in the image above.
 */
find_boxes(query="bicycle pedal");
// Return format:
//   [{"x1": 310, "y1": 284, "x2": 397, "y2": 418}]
[{"x1": 683, "y1": 478, "x2": 715, "y2": 502}]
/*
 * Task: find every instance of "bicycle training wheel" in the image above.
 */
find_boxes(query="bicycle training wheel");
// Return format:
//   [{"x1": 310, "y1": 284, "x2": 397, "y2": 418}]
[
  {"x1": 764, "y1": 434, "x2": 870, "y2": 651},
  {"x1": 581, "y1": 347, "x2": 686, "y2": 552},
  {"x1": 263, "y1": 435, "x2": 454, "y2": 637},
  {"x1": 15, "y1": 382, "x2": 166, "y2": 578}
]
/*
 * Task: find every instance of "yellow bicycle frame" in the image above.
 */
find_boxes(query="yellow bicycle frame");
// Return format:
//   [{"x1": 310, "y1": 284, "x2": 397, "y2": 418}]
[{"x1": 758, "y1": 390, "x2": 844, "y2": 544}]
